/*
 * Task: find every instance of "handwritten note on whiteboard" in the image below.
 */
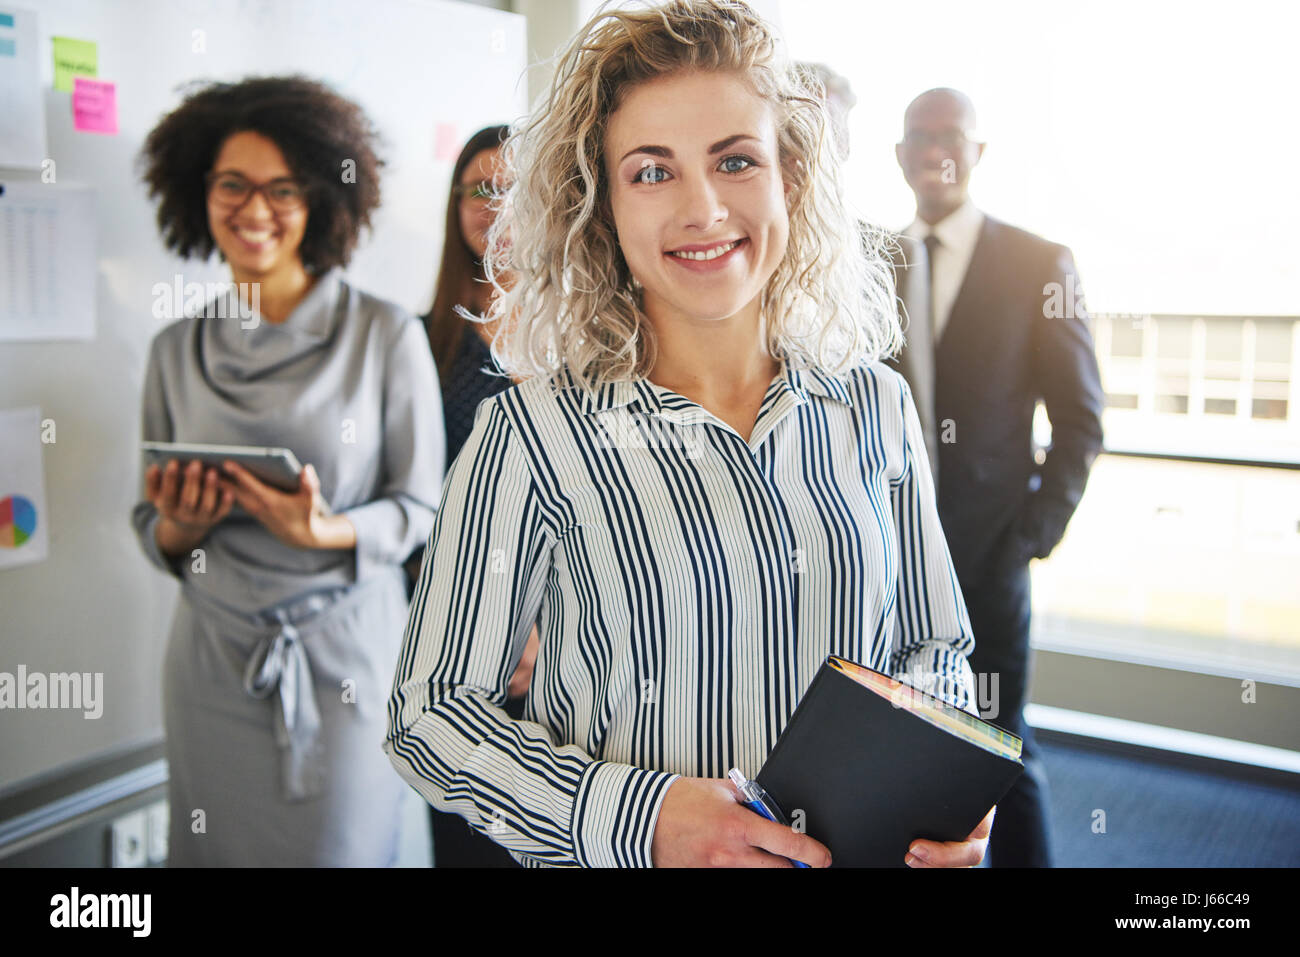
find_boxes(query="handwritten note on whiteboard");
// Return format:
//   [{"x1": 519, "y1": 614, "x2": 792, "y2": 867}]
[
  {"x1": 0, "y1": 182, "x2": 96, "y2": 341},
  {"x1": 72, "y1": 77, "x2": 118, "y2": 135},
  {"x1": 51, "y1": 34, "x2": 97, "y2": 92}
]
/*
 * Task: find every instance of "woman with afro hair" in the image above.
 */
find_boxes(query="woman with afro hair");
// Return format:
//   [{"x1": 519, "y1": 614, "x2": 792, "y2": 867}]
[{"x1": 132, "y1": 75, "x2": 444, "y2": 865}]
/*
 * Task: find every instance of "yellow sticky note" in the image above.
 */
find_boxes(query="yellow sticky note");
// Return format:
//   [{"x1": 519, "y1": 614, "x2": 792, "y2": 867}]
[{"x1": 52, "y1": 35, "x2": 97, "y2": 92}]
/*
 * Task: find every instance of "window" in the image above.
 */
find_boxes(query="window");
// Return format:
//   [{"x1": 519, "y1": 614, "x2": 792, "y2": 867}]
[
  {"x1": 1204, "y1": 319, "x2": 1243, "y2": 362},
  {"x1": 1253, "y1": 320, "x2": 1292, "y2": 422},
  {"x1": 1110, "y1": 321, "x2": 1144, "y2": 358},
  {"x1": 1156, "y1": 317, "x2": 1192, "y2": 359},
  {"x1": 1030, "y1": 455, "x2": 1300, "y2": 681},
  {"x1": 776, "y1": 2, "x2": 1297, "y2": 320},
  {"x1": 1253, "y1": 397, "x2": 1289, "y2": 421},
  {"x1": 777, "y1": 0, "x2": 1300, "y2": 725},
  {"x1": 1255, "y1": 321, "x2": 1293, "y2": 365},
  {"x1": 1203, "y1": 397, "x2": 1236, "y2": 416},
  {"x1": 1156, "y1": 373, "x2": 1189, "y2": 415}
]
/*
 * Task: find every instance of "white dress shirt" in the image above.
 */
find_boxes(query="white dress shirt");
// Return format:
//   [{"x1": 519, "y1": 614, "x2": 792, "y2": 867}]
[
  {"x1": 904, "y1": 199, "x2": 986, "y2": 344},
  {"x1": 385, "y1": 360, "x2": 977, "y2": 867}
]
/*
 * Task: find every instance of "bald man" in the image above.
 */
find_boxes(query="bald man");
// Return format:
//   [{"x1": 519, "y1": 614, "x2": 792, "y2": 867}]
[{"x1": 891, "y1": 88, "x2": 1104, "y2": 868}]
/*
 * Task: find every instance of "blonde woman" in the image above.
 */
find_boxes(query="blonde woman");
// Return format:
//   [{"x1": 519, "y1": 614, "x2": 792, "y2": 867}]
[{"x1": 386, "y1": 0, "x2": 995, "y2": 868}]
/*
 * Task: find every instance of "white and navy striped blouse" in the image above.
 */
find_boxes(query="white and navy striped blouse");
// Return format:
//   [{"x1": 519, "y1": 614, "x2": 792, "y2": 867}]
[{"x1": 384, "y1": 359, "x2": 976, "y2": 867}]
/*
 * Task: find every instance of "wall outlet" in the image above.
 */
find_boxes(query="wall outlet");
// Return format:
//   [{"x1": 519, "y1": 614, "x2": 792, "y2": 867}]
[
  {"x1": 110, "y1": 810, "x2": 147, "y2": 868},
  {"x1": 146, "y1": 801, "x2": 169, "y2": 865}
]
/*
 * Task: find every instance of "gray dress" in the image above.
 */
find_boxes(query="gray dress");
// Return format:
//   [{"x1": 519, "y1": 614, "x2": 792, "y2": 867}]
[{"x1": 130, "y1": 268, "x2": 444, "y2": 866}]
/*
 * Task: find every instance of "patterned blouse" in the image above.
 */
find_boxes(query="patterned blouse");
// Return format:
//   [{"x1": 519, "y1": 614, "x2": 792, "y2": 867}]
[{"x1": 386, "y1": 360, "x2": 976, "y2": 867}]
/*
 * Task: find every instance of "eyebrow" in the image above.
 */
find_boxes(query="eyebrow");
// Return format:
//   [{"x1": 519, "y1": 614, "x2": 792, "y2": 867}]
[
  {"x1": 210, "y1": 169, "x2": 299, "y2": 181},
  {"x1": 618, "y1": 133, "x2": 760, "y2": 165}
]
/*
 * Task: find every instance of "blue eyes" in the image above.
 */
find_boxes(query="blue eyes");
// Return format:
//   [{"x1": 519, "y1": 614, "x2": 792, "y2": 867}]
[
  {"x1": 631, "y1": 155, "x2": 755, "y2": 185},
  {"x1": 635, "y1": 164, "x2": 670, "y2": 185}
]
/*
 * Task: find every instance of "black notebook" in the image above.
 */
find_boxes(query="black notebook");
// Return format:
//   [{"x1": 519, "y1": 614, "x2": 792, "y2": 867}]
[{"x1": 755, "y1": 656, "x2": 1024, "y2": 867}]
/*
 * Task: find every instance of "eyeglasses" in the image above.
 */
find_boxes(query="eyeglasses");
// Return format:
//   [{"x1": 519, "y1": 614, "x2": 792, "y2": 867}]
[
  {"x1": 205, "y1": 171, "x2": 309, "y2": 213},
  {"x1": 899, "y1": 130, "x2": 979, "y2": 151},
  {"x1": 452, "y1": 180, "x2": 504, "y2": 204}
]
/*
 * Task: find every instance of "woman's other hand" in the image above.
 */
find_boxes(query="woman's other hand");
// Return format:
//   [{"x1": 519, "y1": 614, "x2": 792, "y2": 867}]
[
  {"x1": 221, "y1": 460, "x2": 356, "y2": 550},
  {"x1": 147, "y1": 459, "x2": 234, "y2": 557},
  {"x1": 650, "y1": 776, "x2": 833, "y2": 868},
  {"x1": 906, "y1": 805, "x2": 996, "y2": 867}
]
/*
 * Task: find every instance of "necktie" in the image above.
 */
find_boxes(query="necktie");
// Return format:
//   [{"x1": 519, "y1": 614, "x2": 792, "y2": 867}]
[{"x1": 923, "y1": 232, "x2": 941, "y2": 342}]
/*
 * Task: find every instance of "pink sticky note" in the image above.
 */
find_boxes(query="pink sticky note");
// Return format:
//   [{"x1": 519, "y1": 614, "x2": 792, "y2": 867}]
[
  {"x1": 434, "y1": 122, "x2": 459, "y2": 161},
  {"x1": 72, "y1": 76, "x2": 118, "y2": 135}
]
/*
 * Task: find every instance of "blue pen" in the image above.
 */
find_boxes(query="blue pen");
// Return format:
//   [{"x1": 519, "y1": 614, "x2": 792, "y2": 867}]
[{"x1": 728, "y1": 767, "x2": 811, "y2": 867}]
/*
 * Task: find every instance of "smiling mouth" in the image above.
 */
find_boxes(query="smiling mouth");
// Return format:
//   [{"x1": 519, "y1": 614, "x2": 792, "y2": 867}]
[
  {"x1": 231, "y1": 224, "x2": 278, "y2": 245},
  {"x1": 667, "y1": 238, "x2": 746, "y2": 262}
]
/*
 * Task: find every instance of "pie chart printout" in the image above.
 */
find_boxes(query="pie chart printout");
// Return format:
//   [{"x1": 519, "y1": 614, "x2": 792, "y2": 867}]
[{"x1": 0, "y1": 495, "x2": 38, "y2": 548}]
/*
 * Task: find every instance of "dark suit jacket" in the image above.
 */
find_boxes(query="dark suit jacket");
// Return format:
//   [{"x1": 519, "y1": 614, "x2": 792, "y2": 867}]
[{"x1": 888, "y1": 215, "x2": 1104, "y2": 588}]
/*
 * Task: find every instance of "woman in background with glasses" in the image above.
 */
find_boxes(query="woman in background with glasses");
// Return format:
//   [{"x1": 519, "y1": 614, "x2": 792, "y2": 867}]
[
  {"x1": 422, "y1": 126, "x2": 516, "y2": 479},
  {"x1": 412, "y1": 125, "x2": 537, "y2": 866},
  {"x1": 133, "y1": 75, "x2": 444, "y2": 865}
]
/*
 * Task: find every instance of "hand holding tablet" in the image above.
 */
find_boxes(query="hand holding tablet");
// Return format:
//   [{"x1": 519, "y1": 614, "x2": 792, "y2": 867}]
[
  {"x1": 142, "y1": 441, "x2": 304, "y2": 492},
  {"x1": 142, "y1": 443, "x2": 354, "y2": 552},
  {"x1": 144, "y1": 458, "x2": 234, "y2": 557}
]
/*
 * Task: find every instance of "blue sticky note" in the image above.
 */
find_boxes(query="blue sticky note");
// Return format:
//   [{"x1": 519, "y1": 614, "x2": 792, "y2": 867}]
[
  {"x1": 0, "y1": 37, "x2": 14, "y2": 57},
  {"x1": 0, "y1": 12, "x2": 14, "y2": 28}
]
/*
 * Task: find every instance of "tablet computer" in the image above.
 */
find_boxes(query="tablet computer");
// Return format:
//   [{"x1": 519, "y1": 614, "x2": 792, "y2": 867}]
[{"x1": 142, "y1": 441, "x2": 304, "y2": 492}]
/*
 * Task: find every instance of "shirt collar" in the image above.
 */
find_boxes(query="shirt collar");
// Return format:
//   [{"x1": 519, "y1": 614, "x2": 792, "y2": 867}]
[
  {"x1": 574, "y1": 360, "x2": 854, "y2": 417},
  {"x1": 786, "y1": 365, "x2": 855, "y2": 407},
  {"x1": 904, "y1": 198, "x2": 984, "y2": 252}
]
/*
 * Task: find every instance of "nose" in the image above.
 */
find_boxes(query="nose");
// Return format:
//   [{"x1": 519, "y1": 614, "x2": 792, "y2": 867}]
[
  {"x1": 922, "y1": 142, "x2": 953, "y2": 168},
  {"x1": 679, "y1": 173, "x2": 726, "y2": 231},
  {"x1": 235, "y1": 188, "x2": 275, "y2": 220},
  {"x1": 903, "y1": 136, "x2": 943, "y2": 168}
]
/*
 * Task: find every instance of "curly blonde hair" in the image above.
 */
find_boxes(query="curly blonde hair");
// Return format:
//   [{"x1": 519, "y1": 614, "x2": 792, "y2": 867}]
[{"x1": 481, "y1": 0, "x2": 900, "y2": 390}]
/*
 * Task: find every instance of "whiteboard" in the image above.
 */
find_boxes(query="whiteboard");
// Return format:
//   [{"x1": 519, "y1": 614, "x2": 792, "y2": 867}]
[{"x1": 0, "y1": 0, "x2": 526, "y2": 790}]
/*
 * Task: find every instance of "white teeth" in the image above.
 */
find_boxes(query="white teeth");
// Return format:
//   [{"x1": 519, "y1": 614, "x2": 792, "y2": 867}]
[
  {"x1": 237, "y1": 229, "x2": 274, "y2": 242},
  {"x1": 670, "y1": 240, "x2": 740, "y2": 261}
]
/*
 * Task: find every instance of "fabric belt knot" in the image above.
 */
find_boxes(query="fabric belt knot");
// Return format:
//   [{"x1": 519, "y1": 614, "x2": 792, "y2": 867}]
[
  {"x1": 242, "y1": 618, "x2": 325, "y2": 801},
  {"x1": 182, "y1": 576, "x2": 395, "y2": 803}
]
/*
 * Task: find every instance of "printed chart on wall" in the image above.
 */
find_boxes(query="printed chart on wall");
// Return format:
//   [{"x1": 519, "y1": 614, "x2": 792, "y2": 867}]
[
  {"x1": 0, "y1": 6, "x2": 46, "y2": 168},
  {"x1": 0, "y1": 181, "x2": 96, "y2": 341},
  {"x1": 0, "y1": 406, "x2": 49, "y2": 570}
]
